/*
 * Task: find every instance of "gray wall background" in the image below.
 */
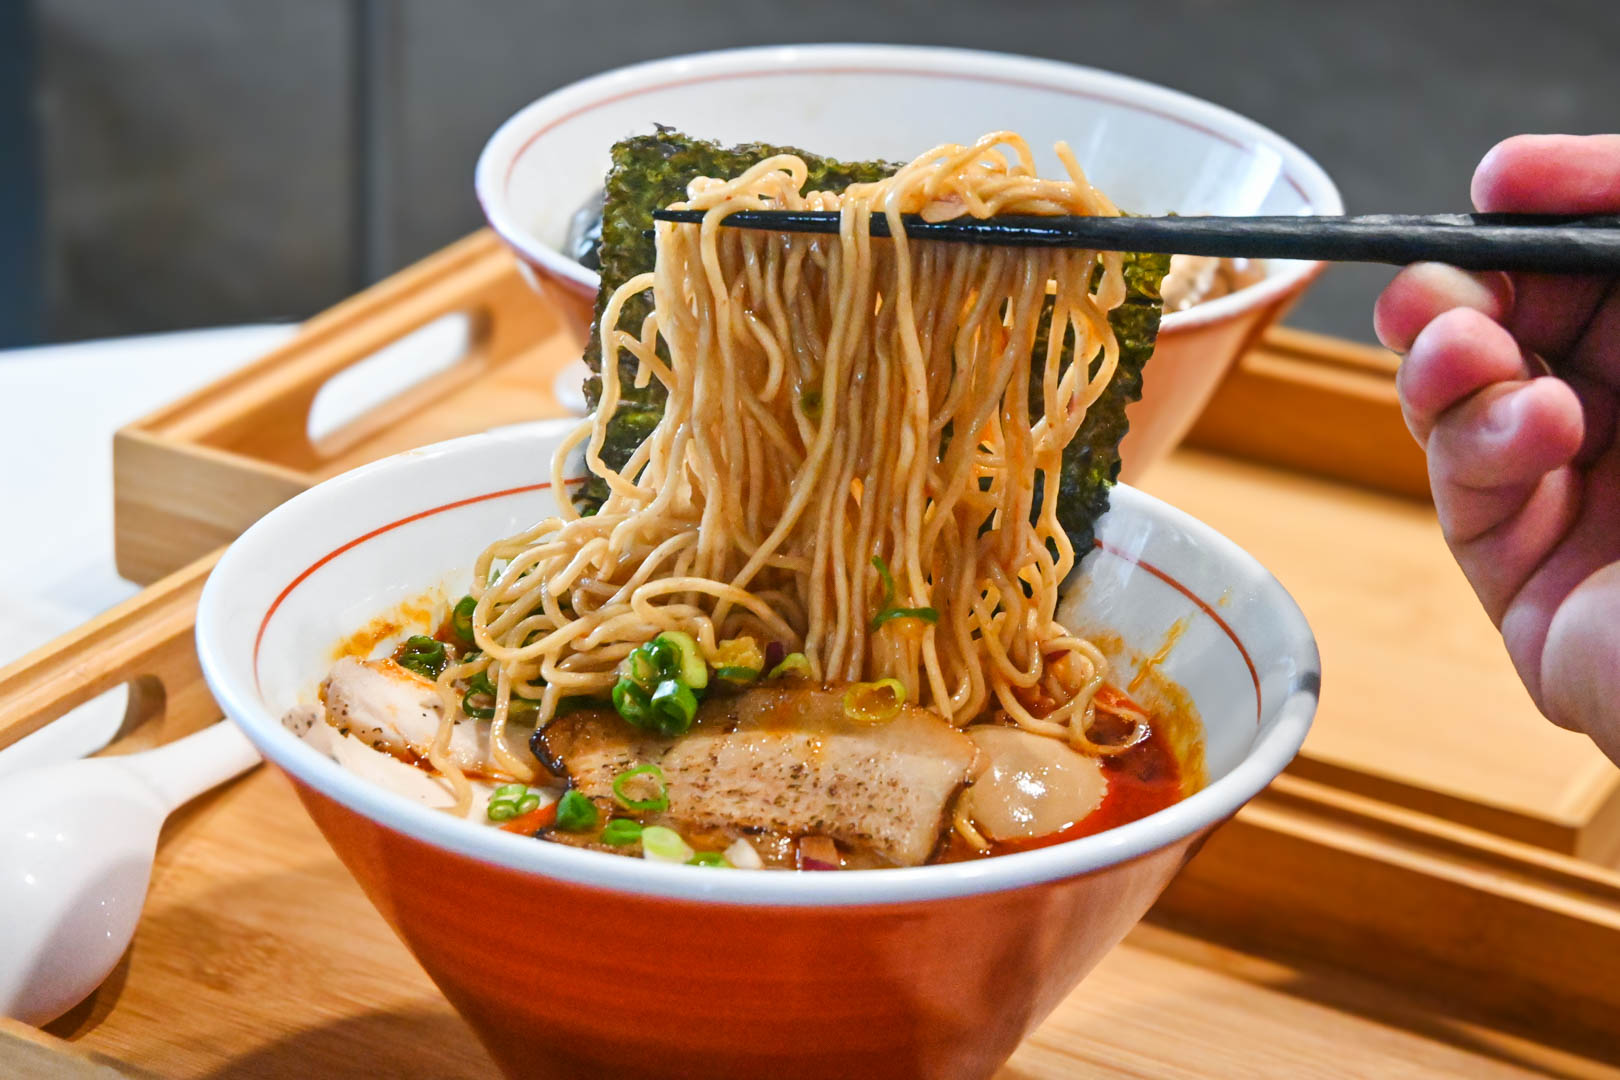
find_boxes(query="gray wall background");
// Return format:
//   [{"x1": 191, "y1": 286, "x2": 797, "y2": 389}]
[{"x1": 33, "y1": 0, "x2": 1620, "y2": 344}]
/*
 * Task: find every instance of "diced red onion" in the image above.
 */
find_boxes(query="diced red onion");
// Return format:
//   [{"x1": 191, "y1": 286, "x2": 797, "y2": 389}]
[{"x1": 797, "y1": 835, "x2": 840, "y2": 871}]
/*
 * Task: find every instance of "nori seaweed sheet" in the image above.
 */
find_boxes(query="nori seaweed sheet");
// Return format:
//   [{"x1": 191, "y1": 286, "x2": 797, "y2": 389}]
[{"x1": 578, "y1": 128, "x2": 1170, "y2": 556}]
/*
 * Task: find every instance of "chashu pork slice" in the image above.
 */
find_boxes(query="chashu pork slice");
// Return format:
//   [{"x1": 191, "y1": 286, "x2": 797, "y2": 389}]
[{"x1": 536, "y1": 685, "x2": 977, "y2": 867}]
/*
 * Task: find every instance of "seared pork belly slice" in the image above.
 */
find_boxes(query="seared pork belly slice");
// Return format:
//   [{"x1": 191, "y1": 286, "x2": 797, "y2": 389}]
[
  {"x1": 320, "y1": 656, "x2": 537, "y2": 777},
  {"x1": 536, "y1": 686, "x2": 977, "y2": 867}
]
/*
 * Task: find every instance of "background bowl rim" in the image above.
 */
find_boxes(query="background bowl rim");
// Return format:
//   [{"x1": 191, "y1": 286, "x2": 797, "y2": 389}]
[
  {"x1": 473, "y1": 42, "x2": 1345, "y2": 335},
  {"x1": 196, "y1": 421, "x2": 1320, "y2": 908}
]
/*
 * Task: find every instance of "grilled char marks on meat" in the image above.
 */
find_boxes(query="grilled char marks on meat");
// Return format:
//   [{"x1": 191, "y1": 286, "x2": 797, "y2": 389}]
[{"x1": 536, "y1": 686, "x2": 977, "y2": 867}]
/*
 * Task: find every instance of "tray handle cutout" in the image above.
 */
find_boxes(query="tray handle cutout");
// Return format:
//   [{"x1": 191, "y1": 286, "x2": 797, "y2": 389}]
[
  {"x1": 180, "y1": 232, "x2": 558, "y2": 472},
  {"x1": 0, "y1": 552, "x2": 222, "y2": 759},
  {"x1": 304, "y1": 310, "x2": 477, "y2": 458}
]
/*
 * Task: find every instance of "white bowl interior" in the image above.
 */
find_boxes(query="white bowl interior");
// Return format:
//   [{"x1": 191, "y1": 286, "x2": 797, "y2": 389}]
[
  {"x1": 477, "y1": 44, "x2": 1342, "y2": 321},
  {"x1": 198, "y1": 420, "x2": 1317, "y2": 906}
]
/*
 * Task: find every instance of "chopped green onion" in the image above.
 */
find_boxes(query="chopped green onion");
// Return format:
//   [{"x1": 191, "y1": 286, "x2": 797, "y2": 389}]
[
  {"x1": 600, "y1": 818, "x2": 645, "y2": 846},
  {"x1": 843, "y1": 678, "x2": 907, "y2": 724},
  {"x1": 461, "y1": 688, "x2": 494, "y2": 720},
  {"x1": 687, "y1": 851, "x2": 731, "y2": 868},
  {"x1": 624, "y1": 649, "x2": 660, "y2": 691},
  {"x1": 649, "y1": 679, "x2": 699, "y2": 735},
  {"x1": 450, "y1": 595, "x2": 477, "y2": 644},
  {"x1": 799, "y1": 387, "x2": 823, "y2": 420},
  {"x1": 612, "y1": 678, "x2": 652, "y2": 727},
  {"x1": 640, "y1": 825, "x2": 694, "y2": 864},
  {"x1": 462, "y1": 672, "x2": 541, "y2": 720},
  {"x1": 612, "y1": 763, "x2": 670, "y2": 813},
  {"x1": 654, "y1": 631, "x2": 708, "y2": 689},
  {"x1": 554, "y1": 790, "x2": 597, "y2": 832},
  {"x1": 872, "y1": 605, "x2": 940, "y2": 628},
  {"x1": 868, "y1": 555, "x2": 940, "y2": 630},
  {"x1": 488, "y1": 783, "x2": 545, "y2": 823},
  {"x1": 396, "y1": 635, "x2": 448, "y2": 679},
  {"x1": 643, "y1": 636, "x2": 679, "y2": 679},
  {"x1": 713, "y1": 665, "x2": 760, "y2": 685},
  {"x1": 767, "y1": 652, "x2": 810, "y2": 680}
]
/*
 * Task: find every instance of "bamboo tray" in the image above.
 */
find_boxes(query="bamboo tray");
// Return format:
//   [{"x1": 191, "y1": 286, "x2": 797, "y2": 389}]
[
  {"x1": 4, "y1": 548, "x2": 1620, "y2": 1076},
  {"x1": 8, "y1": 227, "x2": 1600, "y2": 1072},
  {"x1": 112, "y1": 229, "x2": 1620, "y2": 864}
]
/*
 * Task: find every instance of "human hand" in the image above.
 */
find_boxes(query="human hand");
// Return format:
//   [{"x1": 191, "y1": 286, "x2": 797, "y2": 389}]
[{"x1": 1374, "y1": 134, "x2": 1620, "y2": 764}]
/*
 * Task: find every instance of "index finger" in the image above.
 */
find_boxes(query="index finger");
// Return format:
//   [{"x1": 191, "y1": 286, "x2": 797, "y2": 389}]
[{"x1": 1471, "y1": 134, "x2": 1620, "y2": 362}]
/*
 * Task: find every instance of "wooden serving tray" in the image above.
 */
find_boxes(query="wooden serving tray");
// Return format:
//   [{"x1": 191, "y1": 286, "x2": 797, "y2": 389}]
[
  {"x1": 111, "y1": 232, "x2": 1620, "y2": 864},
  {"x1": 3, "y1": 550, "x2": 1619, "y2": 1076},
  {"x1": 17, "y1": 227, "x2": 1602, "y2": 1072}
]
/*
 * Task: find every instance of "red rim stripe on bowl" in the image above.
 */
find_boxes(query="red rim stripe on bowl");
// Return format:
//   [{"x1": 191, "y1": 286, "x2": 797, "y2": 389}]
[
  {"x1": 1096, "y1": 537, "x2": 1261, "y2": 727},
  {"x1": 250, "y1": 477, "x2": 584, "y2": 696}
]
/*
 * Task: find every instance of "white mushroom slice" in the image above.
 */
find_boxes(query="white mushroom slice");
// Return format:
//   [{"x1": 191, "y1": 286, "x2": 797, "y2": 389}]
[{"x1": 961, "y1": 727, "x2": 1108, "y2": 841}]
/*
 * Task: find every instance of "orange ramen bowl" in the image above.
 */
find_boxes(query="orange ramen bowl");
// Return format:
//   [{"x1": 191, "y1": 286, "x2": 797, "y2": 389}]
[
  {"x1": 196, "y1": 420, "x2": 1320, "y2": 1080},
  {"x1": 474, "y1": 45, "x2": 1342, "y2": 478}
]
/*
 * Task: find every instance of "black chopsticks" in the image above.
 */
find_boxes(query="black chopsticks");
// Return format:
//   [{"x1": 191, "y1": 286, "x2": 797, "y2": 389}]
[{"x1": 649, "y1": 209, "x2": 1620, "y2": 274}]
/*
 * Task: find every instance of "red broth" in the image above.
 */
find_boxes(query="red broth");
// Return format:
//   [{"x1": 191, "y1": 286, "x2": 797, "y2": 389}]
[{"x1": 402, "y1": 611, "x2": 1192, "y2": 864}]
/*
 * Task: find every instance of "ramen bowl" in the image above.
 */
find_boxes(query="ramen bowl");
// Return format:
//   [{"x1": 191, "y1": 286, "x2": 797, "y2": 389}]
[
  {"x1": 474, "y1": 43, "x2": 1341, "y2": 478},
  {"x1": 195, "y1": 419, "x2": 1318, "y2": 1080}
]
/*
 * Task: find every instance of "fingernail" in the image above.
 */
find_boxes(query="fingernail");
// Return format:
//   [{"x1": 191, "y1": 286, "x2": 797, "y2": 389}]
[
  {"x1": 1411, "y1": 264, "x2": 1513, "y2": 318},
  {"x1": 1483, "y1": 390, "x2": 1522, "y2": 436}
]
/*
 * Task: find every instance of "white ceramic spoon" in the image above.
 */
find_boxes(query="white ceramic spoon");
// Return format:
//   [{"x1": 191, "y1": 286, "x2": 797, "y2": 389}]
[{"x1": 0, "y1": 720, "x2": 261, "y2": 1025}]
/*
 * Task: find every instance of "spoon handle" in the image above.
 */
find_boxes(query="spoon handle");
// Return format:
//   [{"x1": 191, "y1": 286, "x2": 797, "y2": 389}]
[{"x1": 123, "y1": 721, "x2": 262, "y2": 814}]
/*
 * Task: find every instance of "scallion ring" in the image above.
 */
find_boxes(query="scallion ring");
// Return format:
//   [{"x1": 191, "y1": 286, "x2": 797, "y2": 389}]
[
  {"x1": 600, "y1": 818, "x2": 644, "y2": 846},
  {"x1": 766, "y1": 652, "x2": 810, "y2": 680},
  {"x1": 612, "y1": 763, "x2": 670, "y2": 813},
  {"x1": 450, "y1": 595, "x2": 477, "y2": 644},
  {"x1": 554, "y1": 790, "x2": 596, "y2": 832},
  {"x1": 868, "y1": 555, "x2": 940, "y2": 630},
  {"x1": 843, "y1": 678, "x2": 907, "y2": 724},
  {"x1": 612, "y1": 678, "x2": 652, "y2": 727},
  {"x1": 649, "y1": 679, "x2": 698, "y2": 735},
  {"x1": 640, "y1": 825, "x2": 694, "y2": 864},
  {"x1": 396, "y1": 635, "x2": 447, "y2": 679}
]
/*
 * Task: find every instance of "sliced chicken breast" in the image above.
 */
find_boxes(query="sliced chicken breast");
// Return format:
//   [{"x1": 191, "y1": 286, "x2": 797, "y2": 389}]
[{"x1": 319, "y1": 656, "x2": 536, "y2": 777}]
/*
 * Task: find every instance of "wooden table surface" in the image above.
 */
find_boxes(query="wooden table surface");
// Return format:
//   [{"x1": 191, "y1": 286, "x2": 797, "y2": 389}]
[
  {"x1": 19, "y1": 763, "x2": 1615, "y2": 1080},
  {"x1": 1140, "y1": 449, "x2": 1620, "y2": 860}
]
